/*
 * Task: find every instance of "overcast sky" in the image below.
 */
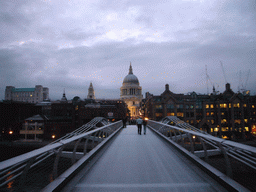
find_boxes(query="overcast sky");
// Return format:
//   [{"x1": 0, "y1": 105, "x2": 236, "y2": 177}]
[{"x1": 1, "y1": 0, "x2": 255, "y2": 100}]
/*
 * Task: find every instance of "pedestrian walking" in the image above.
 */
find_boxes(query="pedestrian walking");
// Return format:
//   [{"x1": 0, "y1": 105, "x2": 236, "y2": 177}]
[
  {"x1": 143, "y1": 117, "x2": 148, "y2": 135},
  {"x1": 136, "y1": 117, "x2": 143, "y2": 135}
]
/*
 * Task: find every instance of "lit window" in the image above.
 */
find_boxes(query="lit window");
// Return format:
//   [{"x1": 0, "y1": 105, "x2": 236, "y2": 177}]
[
  {"x1": 220, "y1": 104, "x2": 227, "y2": 108},
  {"x1": 206, "y1": 104, "x2": 209, "y2": 108},
  {"x1": 221, "y1": 127, "x2": 228, "y2": 131},
  {"x1": 243, "y1": 104, "x2": 247, "y2": 107},
  {"x1": 211, "y1": 112, "x2": 214, "y2": 116},
  {"x1": 177, "y1": 112, "x2": 184, "y2": 117},
  {"x1": 155, "y1": 113, "x2": 163, "y2": 117},
  {"x1": 245, "y1": 127, "x2": 249, "y2": 132},
  {"x1": 252, "y1": 105, "x2": 255, "y2": 108},
  {"x1": 229, "y1": 103, "x2": 231, "y2": 108},
  {"x1": 244, "y1": 119, "x2": 248, "y2": 123},
  {"x1": 190, "y1": 120, "x2": 193, "y2": 124},
  {"x1": 221, "y1": 119, "x2": 227, "y2": 124},
  {"x1": 234, "y1": 103, "x2": 240, "y2": 108},
  {"x1": 155, "y1": 105, "x2": 163, "y2": 109},
  {"x1": 234, "y1": 119, "x2": 241, "y2": 124},
  {"x1": 221, "y1": 112, "x2": 225, "y2": 116},
  {"x1": 206, "y1": 112, "x2": 209, "y2": 116},
  {"x1": 210, "y1": 104, "x2": 214, "y2": 108}
]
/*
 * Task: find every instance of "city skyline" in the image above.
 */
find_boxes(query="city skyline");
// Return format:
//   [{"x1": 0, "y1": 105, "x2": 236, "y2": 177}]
[{"x1": 1, "y1": 0, "x2": 255, "y2": 100}]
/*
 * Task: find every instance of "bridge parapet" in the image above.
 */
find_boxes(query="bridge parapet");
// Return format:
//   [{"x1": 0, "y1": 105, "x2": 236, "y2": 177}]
[
  {"x1": 0, "y1": 117, "x2": 122, "y2": 191},
  {"x1": 148, "y1": 119, "x2": 256, "y2": 183}
]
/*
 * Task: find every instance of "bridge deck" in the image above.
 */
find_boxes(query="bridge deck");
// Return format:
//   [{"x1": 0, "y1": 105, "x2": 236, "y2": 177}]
[{"x1": 62, "y1": 125, "x2": 228, "y2": 192}]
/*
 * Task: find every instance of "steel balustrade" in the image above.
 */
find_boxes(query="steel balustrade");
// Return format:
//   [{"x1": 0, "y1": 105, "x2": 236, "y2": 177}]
[
  {"x1": 0, "y1": 117, "x2": 122, "y2": 190},
  {"x1": 147, "y1": 119, "x2": 256, "y2": 178}
]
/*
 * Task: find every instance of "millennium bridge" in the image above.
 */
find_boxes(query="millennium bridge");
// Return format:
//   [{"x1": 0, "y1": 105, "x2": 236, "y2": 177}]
[{"x1": 0, "y1": 117, "x2": 255, "y2": 192}]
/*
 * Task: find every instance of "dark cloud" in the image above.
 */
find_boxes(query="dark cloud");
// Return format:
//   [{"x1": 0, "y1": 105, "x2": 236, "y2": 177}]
[{"x1": 0, "y1": 0, "x2": 256, "y2": 101}]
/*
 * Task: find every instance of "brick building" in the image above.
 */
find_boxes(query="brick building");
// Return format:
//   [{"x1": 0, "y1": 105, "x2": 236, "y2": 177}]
[{"x1": 143, "y1": 83, "x2": 256, "y2": 139}]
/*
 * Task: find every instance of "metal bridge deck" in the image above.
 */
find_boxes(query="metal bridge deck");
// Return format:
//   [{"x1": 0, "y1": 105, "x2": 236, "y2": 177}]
[{"x1": 62, "y1": 125, "x2": 228, "y2": 192}]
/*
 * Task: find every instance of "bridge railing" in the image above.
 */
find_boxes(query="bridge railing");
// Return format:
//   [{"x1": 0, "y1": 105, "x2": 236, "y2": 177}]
[
  {"x1": 147, "y1": 120, "x2": 256, "y2": 178},
  {"x1": 0, "y1": 118, "x2": 122, "y2": 190}
]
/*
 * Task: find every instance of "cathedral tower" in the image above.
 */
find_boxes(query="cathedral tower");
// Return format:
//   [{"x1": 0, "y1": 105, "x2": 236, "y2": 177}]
[{"x1": 87, "y1": 82, "x2": 95, "y2": 99}]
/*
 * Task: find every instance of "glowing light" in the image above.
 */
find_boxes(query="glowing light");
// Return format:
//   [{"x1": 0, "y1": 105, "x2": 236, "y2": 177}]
[
  {"x1": 192, "y1": 135, "x2": 196, "y2": 139},
  {"x1": 9, "y1": 131, "x2": 13, "y2": 134},
  {"x1": 52, "y1": 135, "x2": 55, "y2": 139}
]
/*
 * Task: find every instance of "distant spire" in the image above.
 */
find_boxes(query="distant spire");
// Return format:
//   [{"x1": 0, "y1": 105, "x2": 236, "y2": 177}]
[
  {"x1": 129, "y1": 62, "x2": 133, "y2": 74},
  {"x1": 61, "y1": 88, "x2": 67, "y2": 102}
]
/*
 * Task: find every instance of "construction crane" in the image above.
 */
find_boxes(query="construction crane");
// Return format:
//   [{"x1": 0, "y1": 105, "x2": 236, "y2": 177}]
[
  {"x1": 220, "y1": 60, "x2": 228, "y2": 84},
  {"x1": 205, "y1": 65, "x2": 219, "y2": 95},
  {"x1": 239, "y1": 69, "x2": 251, "y2": 95}
]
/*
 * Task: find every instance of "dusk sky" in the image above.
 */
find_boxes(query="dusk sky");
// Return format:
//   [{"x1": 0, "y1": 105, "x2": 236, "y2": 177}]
[{"x1": 1, "y1": 0, "x2": 255, "y2": 100}]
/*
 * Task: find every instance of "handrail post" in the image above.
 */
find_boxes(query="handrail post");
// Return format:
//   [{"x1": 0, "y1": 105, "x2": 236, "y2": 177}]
[
  {"x1": 218, "y1": 142, "x2": 233, "y2": 178},
  {"x1": 53, "y1": 145, "x2": 65, "y2": 179},
  {"x1": 18, "y1": 157, "x2": 35, "y2": 188},
  {"x1": 199, "y1": 137, "x2": 208, "y2": 162},
  {"x1": 187, "y1": 133, "x2": 194, "y2": 154},
  {"x1": 72, "y1": 138, "x2": 82, "y2": 164}
]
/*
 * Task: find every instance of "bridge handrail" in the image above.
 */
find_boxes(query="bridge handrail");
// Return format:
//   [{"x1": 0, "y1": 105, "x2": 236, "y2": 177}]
[
  {"x1": 149, "y1": 120, "x2": 256, "y2": 153},
  {"x1": 0, "y1": 120, "x2": 121, "y2": 170},
  {"x1": 0, "y1": 119, "x2": 122, "y2": 190}
]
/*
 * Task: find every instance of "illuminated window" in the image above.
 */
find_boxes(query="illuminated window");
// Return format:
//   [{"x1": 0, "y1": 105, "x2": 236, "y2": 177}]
[
  {"x1": 221, "y1": 127, "x2": 228, "y2": 131},
  {"x1": 167, "y1": 112, "x2": 175, "y2": 116},
  {"x1": 155, "y1": 113, "x2": 163, "y2": 117},
  {"x1": 206, "y1": 104, "x2": 209, "y2": 108},
  {"x1": 211, "y1": 120, "x2": 214, "y2": 124},
  {"x1": 206, "y1": 112, "x2": 209, "y2": 116},
  {"x1": 190, "y1": 120, "x2": 193, "y2": 124},
  {"x1": 244, "y1": 119, "x2": 248, "y2": 123},
  {"x1": 234, "y1": 119, "x2": 241, "y2": 124},
  {"x1": 211, "y1": 112, "x2": 214, "y2": 116},
  {"x1": 221, "y1": 119, "x2": 227, "y2": 124},
  {"x1": 229, "y1": 103, "x2": 231, "y2": 108},
  {"x1": 211, "y1": 128, "x2": 213, "y2": 132},
  {"x1": 210, "y1": 104, "x2": 214, "y2": 108},
  {"x1": 252, "y1": 105, "x2": 255, "y2": 108},
  {"x1": 221, "y1": 112, "x2": 225, "y2": 116},
  {"x1": 186, "y1": 120, "x2": 189, "y2": 123},
  {"x1": 177, "y1": 112, "x2": 184, "y2": 117},
  {"x1": 220, "y1": 104, "x2": 227, "y2": 108},
  {"x1": 234, "y1": 103, "x2": 240, "y2": 108},
  {"x1": 243, "y1": 104, "x2": 247, "y2": 107},
  {"x1": 245, "y1": 127, "x2": 249, "y2": 132},
  {"x1": 214, "y1": 127, "x2": 219, "y2": 132},
  {"x1": 155, "y1": 105, "x2": 163, "y2": 109}
]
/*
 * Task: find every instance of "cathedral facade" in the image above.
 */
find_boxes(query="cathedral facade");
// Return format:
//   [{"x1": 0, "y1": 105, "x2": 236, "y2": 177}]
[{"x1": 120, "y1": 63, "x2": 143, "y2": 118}]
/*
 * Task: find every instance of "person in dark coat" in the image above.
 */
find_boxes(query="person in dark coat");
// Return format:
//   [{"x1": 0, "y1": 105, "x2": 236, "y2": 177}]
[
  {"x1": 143, "y1": 117, "x2": 148, "y2": 135},
  {"x1": 122, "y1": 116, "x2": 127, "y2": 128}
]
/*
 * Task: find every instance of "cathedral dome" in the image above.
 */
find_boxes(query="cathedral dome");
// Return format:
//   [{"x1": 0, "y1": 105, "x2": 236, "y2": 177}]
[
  {"x1": 122, "y1": 63, "x2": 139, "y2": 84},
  {"x1": 123, "y1": 74, "x2": 139, "y2": 84}
]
